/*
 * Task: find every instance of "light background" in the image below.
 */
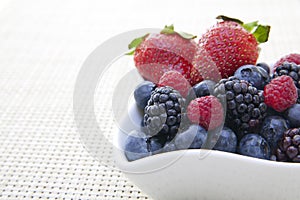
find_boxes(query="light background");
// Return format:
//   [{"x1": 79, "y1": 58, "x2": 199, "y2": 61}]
[{"x1": 0, "y1": 0, "x2": 299, "y2": 199}]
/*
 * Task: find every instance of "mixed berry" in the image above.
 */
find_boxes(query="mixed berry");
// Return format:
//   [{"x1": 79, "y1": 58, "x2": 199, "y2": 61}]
[{"x1": 123, "y1": 15, "x2": 300, "y2": 163}]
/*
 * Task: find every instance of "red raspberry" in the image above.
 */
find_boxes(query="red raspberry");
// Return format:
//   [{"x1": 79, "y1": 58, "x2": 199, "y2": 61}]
[
  {"x1": 158, "y1": 70, "x2": 191, "y2": 97},
  {"x1": 273, "y1": 53, "x2": 300, "y2": 69},
  {"x1": 187, "y1": 96, "x2": 224, "y2": 130},
  {"x1": 264, "y1": 75, "x2": 297, "y2": 112}
]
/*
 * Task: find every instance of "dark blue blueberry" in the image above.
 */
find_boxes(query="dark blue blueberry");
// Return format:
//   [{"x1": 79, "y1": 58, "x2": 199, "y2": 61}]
[
  {"x1": 256, "y1": 62, "x2": 270, "y2": 74},
  {"x1": 147, "y1": 135, "x2": 165, "y2": 155},
  {"x1": 174, "y1": 125, "x2": 207, "y2": 149},
  {"x1": 266, "y1": 107, "x2": 283, "y2": 117},
  {"x1": 260, "y1": 116, "x2": 289, "y2": 150},
  {"x1": 187, "y1": 80, "x2": 216, "y2": 101},
  {"x1": 134, "y1": 81, "x2": 155, "y2": 109},
  {"x1": 234, "y1": 64, "x2": 270, "y2": 90},
  {"x1": 213, "y1": 127, "x2": 237, "y2": 153},
  {"x1": 124, "y1": 131, "x2": 150, "y2": 161},
  {"x1": 161, "y1": 141, "x2": 177, "y2": 153},
  {"x1": 238, "y1": 134, "x2": 271, "y2": 160},
  {"x1": 285, "y1": 104, "x2": 300, "y2": 128}
]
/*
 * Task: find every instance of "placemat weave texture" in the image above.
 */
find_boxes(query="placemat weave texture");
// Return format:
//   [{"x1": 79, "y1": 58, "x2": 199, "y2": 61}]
[{"x1": 0, "y1": 0, "x2": 300, "y2": 199}]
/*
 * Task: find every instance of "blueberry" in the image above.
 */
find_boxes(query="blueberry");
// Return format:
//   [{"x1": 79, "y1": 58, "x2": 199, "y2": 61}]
[
  {"x1": 260, "y1": 116, "x2": 289, "y2": 150},
  {"x1": 134, "y1": 81, "x2": 155, "y2": 109},
  {"x1": 266, "y1": 106, "x2": 283, "y2": 117},
  {"x1": 285, "y1": 104, "x2": 300, "y2": 128},
  {"x1": 234, "y1": 65, "x2": 270, "y2": 90},
  {"x1": 212, "y1": 127, "x2": 237, "y2": 153},
  {"x1": 161, "y1": 141, "x2": 177, "y2": 153},
  {"x1": 174, "y1": 125, "x2": 207, "y2": 149},
  {"x1": 147, "y1": 135, "x2": 165, "y2": 155},
  {"x1": 124, "y1": 131, "x2": 150, "y2": 161},
  {"x1": 256, "y1": 62, "x2": 270, "y2": 74},
  {"x1": 187, "y1": 80, "x2": 216, "y2": 101},
  {"x1": 238, "y1": 134, "x2": 271, "y2": 160}
]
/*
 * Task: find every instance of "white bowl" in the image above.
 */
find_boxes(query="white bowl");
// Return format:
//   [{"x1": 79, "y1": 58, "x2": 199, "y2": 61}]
[{"x1": 114, "y1": 103, "x2": 300, "y2": 200}]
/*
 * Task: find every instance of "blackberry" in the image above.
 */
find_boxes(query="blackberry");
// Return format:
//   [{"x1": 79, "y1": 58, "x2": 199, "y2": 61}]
[
  {"x1": 144, "y1": 86, "x2": 187, "y2": 141},
  {"x1": 214, "y1": 77, "x2": 267, "y2": 138},
  {"x1": 273, "y1": 62, "x2": 300, "y2": 103},
  {"x1": 272, "y1": 128, "x2": 300, "y2": 162}
]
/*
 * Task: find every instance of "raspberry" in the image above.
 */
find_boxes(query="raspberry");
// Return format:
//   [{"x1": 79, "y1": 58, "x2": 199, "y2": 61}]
[
  {"x1": 158, "y1": 71, "x2": 191, "y2": 97},
  {"x1": 187, "y1": 96, "x2": 224, "y2": 130},
  {"x1": 264, "y1": 75, "x2": 297, "y2": 112},
  {"x1": 273, "y1": 62, "x2": 300, "y2": 103},
  {"x1": 273, "y1": 53, "x2": 300, "y2": 69}
]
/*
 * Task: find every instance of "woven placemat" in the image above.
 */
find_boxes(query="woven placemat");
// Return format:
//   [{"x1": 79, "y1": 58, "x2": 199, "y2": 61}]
[{"x1": 0, "y1": 0, "x2": 299, "y2": 199}]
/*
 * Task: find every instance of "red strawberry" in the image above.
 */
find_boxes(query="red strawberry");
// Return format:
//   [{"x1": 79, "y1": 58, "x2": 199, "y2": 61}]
[
  {"x1": 128, "y1": 25, "x2": 201, "y2": 86},
  {"x1": 273, "y1": 53, "x2": 300, "y2": 69},
  {"x1": 158, "y1": 70, "x2": 191, "y2": 97},
  {"x1": 193, "y1": 15, "x2": 270, "y2": 82}
]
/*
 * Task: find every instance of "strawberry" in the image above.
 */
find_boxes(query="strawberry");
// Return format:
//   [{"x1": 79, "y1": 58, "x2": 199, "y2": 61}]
[
  {"x1": 273, "y1": 53, "x2": 300, "y2": 69},
  {"x1": 128, "y1": 25, "x2": 200, "y2": 86},
  {"x1": 158, "y1": 70, "x2": 191, "y2": 97},
  {"x1": 193, "y1": 15, "x2": 270, "y2": 82}
]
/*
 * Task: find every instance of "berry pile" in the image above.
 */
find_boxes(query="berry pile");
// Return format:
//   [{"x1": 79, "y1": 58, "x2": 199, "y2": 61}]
[
  {"x1": 123, "y1": 15, "x2": 300, "y2": 163},
  {"x1": 214, "y1": 77, "x2": 267, "y2": 138}
]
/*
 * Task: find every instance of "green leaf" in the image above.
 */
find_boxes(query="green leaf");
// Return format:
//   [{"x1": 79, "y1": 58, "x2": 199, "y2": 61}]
[
  {"x1": 177, "y1": 31, "x2": 197, "y2": 39},
  {"x1": 161, "y1": 24, "x2": 196, "y2": 39},
  {"x1": 128, "y1": 34, "x2": 148, "y2": 49},
  {"x1": 216, "y1": 15, "x2": 271, "y2": 44},
  {"x1": 242, "y1": 21, "x2": 259, "y2": 32},
  {"x1": 125, "y1": 48, "x2": 136, "y2": 55},
  {"x1": 252, "y1": 25, "x2": 271, "y2": 43},
  {"x1": 126, "y1": 34, "x2": 148, "y2": 55},
  {"x1": 160, "y1": 24, "x2": 175, "y2": 34},
  {"x1": 216, "y1": 15, "x2": 244, "y2": 24}
]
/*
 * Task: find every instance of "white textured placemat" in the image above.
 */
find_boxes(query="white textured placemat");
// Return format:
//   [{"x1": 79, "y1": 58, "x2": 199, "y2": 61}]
[{"x1": 0, "y1": 0, "x2": 300, "y2": 199}]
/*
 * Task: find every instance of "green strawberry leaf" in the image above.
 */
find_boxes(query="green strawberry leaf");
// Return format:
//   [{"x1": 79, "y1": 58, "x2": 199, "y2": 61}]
[
  {"x1": 252, "y1": 25, "x2": 271, "y2": 43},
  {"x1": 126, "y1": 34, "x2": 148, "y2": 55},
  {"x1": 126, "y1": 48, "x2": 136, "y2": 55},
  {"x1": 177, "y1": 31, "x2": 197, "y2": 39},
  {"x1": 126, "y1": 25, "x2": 196, "y2": 55},
  {"x1": 160, "y1": 24, "x2": 175, "y2": 34},
  {"x1": 216, "y1": 15, "x2": 243, "y2": 24},
  {"x1": 242, "y1": 21, "x2": 259, "y2": 32},
  {"x1": 161, "y1": 24, "x2": 197, "y2": 39}
]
